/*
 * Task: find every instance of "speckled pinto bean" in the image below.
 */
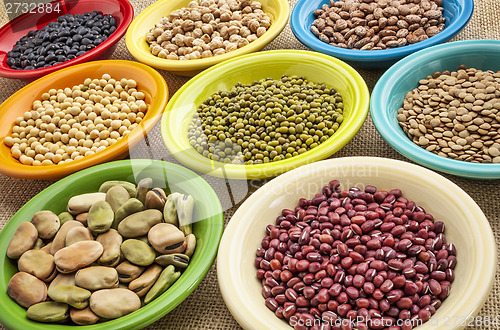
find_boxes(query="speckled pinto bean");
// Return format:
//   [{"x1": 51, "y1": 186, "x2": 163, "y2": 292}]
[{"x1": 255, "y1": 181, "x2": 456, "y2": 329}]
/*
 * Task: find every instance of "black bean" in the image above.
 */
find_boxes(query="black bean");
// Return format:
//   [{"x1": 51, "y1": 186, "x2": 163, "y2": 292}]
[
  {"x1": 25, "y1": 66, "x2": 35, "y2": 70},
  {"x1": 76, "y1": 51, "x2": 87, "y2": 57}
]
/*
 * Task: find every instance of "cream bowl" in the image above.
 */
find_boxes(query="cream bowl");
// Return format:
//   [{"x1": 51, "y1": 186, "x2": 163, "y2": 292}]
[{"x1": 217, "y1": 157, "x2": 496, "y2": 329}]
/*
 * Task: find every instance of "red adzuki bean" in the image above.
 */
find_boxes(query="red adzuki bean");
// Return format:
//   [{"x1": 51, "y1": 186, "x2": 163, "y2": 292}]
[{"x1": 256, "y1": 183, "x2": 456, "y2": 329}]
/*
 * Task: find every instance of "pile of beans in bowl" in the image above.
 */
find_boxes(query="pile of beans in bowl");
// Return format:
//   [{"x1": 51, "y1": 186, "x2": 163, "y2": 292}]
[
  {"x1": 6, "y1": 11, "x2": 117, "y2": 70},
  {"x1": 255, "y1": 181, "x2": 456, "y2": 330},
  {"x1": 311, "y1": 0, "x2": 445, "y2": 50}
]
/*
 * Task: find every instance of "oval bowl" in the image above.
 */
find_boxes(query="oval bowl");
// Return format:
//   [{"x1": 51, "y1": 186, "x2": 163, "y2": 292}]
[
  {"x1": 0, "y1": 159, "x2": 224, "y2": 330},
  {"x1": 0, "y1": 60, "x2": 169, "y2": 180},
  {"x1": 125, "y1": 0, "x2": 290, "y2": 76},
  {"x1": 217, "y1": 156, "x2": 496, "y2": 329},
  {"x1": 371, "y1": 39, "x2": 500, "y2": 179},
  {"x1": 161, "y1": 50, "x2": 370, "y2": 179},
  {"x1": 291, "y1": 0, "x2": 474, "y2": 69},
  {"x1": 0, "y1": 0, "x2": 134, "y2": 81}
]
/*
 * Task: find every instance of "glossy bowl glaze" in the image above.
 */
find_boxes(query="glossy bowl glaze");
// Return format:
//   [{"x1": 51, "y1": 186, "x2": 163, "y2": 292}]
[
  {"x1": 0, "y1": 159, "x2": 224, "y2": 330},
  {"x1": 371, "y1": 40, "x2": 500, "y2": 179},
  {"x1": 125, "y1": 0, "x2": 290, "y2": 76},
  {"x1": 218, "y1": 157, "x2": 496, "y2": 330},
  {"x1": 161, "y1": 50, "x2": 369, "y2": 179},
  {"x1": 291, "y1": 0, "x2": 474, "y2": 69},
  {"x1": 0, "y1": 60, "x2": 168, "y2": 180},
  {"x1": 0, "y1": 0, "x2": 134, "y2": 80}
]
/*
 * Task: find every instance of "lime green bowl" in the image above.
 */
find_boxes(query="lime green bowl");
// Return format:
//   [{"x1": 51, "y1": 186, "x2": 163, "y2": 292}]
[
  {"x1": 161, "y1": 50, "x2": 370, "y2": 179},
  {"x1": 0, "y1": 160, "x2": 223, "y2": 330}
]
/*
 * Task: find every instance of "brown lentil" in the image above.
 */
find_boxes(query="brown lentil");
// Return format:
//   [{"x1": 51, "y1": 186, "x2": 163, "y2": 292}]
[
  {"x1": 146, "y1": 0, "x2": 271, "y2": 60},
  {"x1": 397, "y1": 66, "x2": 500, "y2": 163},
  {"x1": 311, "y1": 0, "x2": 445, "y2": 50},
  {"x1": 4, "y1": 75, "x2": 147, "y2": 166},
  {"x1": 256, "y1": 181, "x2": 455, "y2": 329},
  {"x1": 187, "y1": 75, "x2": 344, "y2": 164}
]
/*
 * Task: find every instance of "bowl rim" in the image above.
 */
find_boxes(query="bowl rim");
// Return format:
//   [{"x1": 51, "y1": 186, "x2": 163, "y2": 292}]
[
  {"x1": 125, "y1": 0, "x2": 290, "y2": 72},
  {"x1": 217, "y1": 156, "x2": 497, "y2": 329},
  {"x1": 370, "y1": 39, "x2": 500, "y2": 179},
  {"x1": 290, "y1": 0, "x2": 474, "y2": 63},
  {"x1": 0, "y1": 0, "x2": 134, "y2": 80},
  {"x1": 0, "y1": 59, "x2": 169, "y2": 180},
  {"x1": 161, "y1": 49, "x2": 370, "y2": 179},
  {"x1": 0, "y1": 159, "x2": 224, "y2": 330}
]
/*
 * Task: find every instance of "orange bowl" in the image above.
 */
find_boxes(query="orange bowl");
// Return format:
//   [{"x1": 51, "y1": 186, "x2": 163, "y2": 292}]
[{"x1": 0, "y1": 60, "x2": 168, "y2": 180}]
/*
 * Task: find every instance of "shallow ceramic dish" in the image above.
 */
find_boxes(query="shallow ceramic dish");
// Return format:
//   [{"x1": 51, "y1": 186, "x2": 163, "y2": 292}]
[
  {"x1": 0, "y1": 60, "x2": 169, "y2": 180},
  {"x1": 0, "y1": 0, "x2": 134, "y2": 80},
  {"x1": 125, "y1": 0, "x2": 290, "y2": 76},
  {"x1": 161, "y1": 50, "x2": 369, "y2": 179},
  {"x1": 291, "y1": 0, "x2": 473, "y2": 69},
  {"x1": 0, "y1": 159, "x2": 224, "y2": 330},
  {"x1": 217, "y1": 157, "x2": 496, "y2": 330},
  {"x1": 371, "y1": 40, "x2": 500, "y2": 179}
]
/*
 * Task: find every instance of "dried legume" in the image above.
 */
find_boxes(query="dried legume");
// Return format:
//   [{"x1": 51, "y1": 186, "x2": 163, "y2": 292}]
[
  {"x1": 146, "y1": 0, "x2": 271, "y2": 60},
  {"x1": 311, "y1": 0, "x2": 445, "y2": 50},
  {"x1": 187, "y1": 75, "x2": 344, "y2": 164},
  {"x1": 3, "y1": 74, "x2": 148, "y2": 166},
  {"x1": 255, "y1": 181, "x2": 456, "y2": 329},
  {"x1": 6, "y1": 179, "x2": 195, "y2": 325},
  {"x1": 7, "y1": 12, "x2": 116, "y2": 70},
  {"x1": 398, "y1": 65, "x2": 500, "y2": 163}
]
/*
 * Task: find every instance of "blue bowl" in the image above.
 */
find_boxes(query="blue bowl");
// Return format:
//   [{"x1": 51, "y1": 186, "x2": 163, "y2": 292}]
[
  {"x1": 290, "y1": 0, "x2": 474, "y2": 69},
  {"x1": 371, "y1": 40, "x2": 500, "y2": 179}
]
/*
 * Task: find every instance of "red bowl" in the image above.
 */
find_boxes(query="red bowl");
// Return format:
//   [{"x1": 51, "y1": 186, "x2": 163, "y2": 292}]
[{"x1": 0, "y1": 0, "x2": 134, "y2": 81}]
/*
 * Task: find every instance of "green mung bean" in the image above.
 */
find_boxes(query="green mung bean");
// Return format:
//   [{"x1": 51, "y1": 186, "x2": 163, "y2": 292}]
[{"x1": 188, "y1": 75, "x2": 344, "y2": 164}]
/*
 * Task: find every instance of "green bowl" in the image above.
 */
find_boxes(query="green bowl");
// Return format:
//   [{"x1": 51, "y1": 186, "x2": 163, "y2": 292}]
[
  {"x1": 0, "y1": 160, "x2": 224, "y2": 329},
  {"x1": 161, "y1": 50, "x2": 370, "y2": 179}
]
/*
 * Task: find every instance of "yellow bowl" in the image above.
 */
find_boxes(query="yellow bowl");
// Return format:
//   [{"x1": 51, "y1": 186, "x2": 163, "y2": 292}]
[
  {"x1": 161, "y1": 50, "x2": 370, "y2": 179},
  {"x1": 125, "y1": 0, "x2": 290, "y2": 76},
  {"x1": 217, "y1": 157, "x2": 497, "y2": 329},
  {"x1": 0, "y1": 60, "x2": 169, "y2": 180}
]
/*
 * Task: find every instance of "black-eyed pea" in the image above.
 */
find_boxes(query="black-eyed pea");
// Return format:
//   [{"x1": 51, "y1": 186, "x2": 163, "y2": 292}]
[
  {"x1": 89, "y1": 288, "x2": 141, "y2": 319},
  {"x1": 70, "y1": 307, "x2": 100, "y2": 325},
  {"x1": 6, "y1": 222, "x2": 38, "y2": 259},
  {"x1": 47, "y1": 285, "x2": 91, "y2": 309},
  {"x1": 7, "y1": 272, "x2": 47, "y2": 308},
  {"x1": 31, "y1": 211, "x2": 60, "y2": 240},
  {"x1": 128, "y1": 264, "x2": 163, "y2": 297},
  {"x1": 18, "y1": 250, "x2": 57, "y2": 282},
  {"x1": 26, "y1": 302, "x2": 69, "y2": 323}
]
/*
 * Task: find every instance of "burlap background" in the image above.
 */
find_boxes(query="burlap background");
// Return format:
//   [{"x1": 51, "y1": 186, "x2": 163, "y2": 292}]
[{"x1": 0, "y1": 0, "x2": 499, "y2": 329}]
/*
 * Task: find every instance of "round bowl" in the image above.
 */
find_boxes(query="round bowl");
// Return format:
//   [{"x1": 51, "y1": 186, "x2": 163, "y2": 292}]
[
  {"x1": 0, "y1": 0, "x2": 134, "y2": 80},
  {"x1": 0, "y1": 60, "x2": 169, "y2": 180},
  {"x1": 161, "y1": 50, "x2": 370, "y2": 179},
  {"x1": 371, "y1": 39, "x2": 500, "y2": 179},
  {"x1": 290, "y1": 0, "x2": 474, "y2": 69},
  {"x1": 0, "y1": 159, "x2": 224, "y2": 330},
  {"x1": 217, "y1": 156, "x2": 496, "y2": 330},
  {"x1": 125, "y1": 0, "x2": 290, "y2": 76}
]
